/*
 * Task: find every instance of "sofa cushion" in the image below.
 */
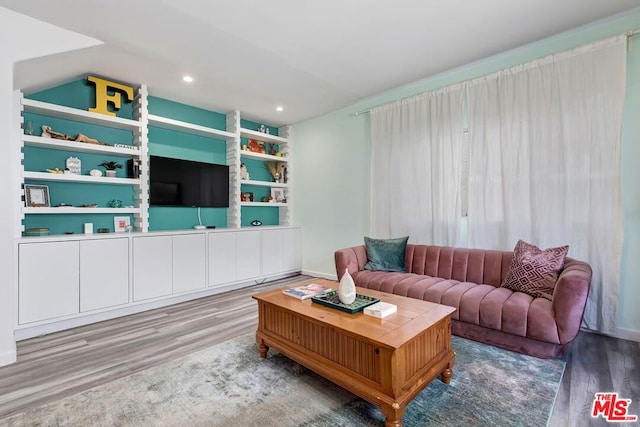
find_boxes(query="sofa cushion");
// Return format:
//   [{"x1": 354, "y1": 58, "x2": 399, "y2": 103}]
[
  {"x1": 363, "y1": 236, "x2": 409, "y2": 272},
  {"x1": 501, "y1": 240, "x2": 569, "y2": 300},
  {"x1": 351, "y1": 270, "x2": 559, "y2": 343}
]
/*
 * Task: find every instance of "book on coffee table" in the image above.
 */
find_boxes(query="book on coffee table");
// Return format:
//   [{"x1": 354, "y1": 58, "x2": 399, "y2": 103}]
[
  {"x1": 283, "y1": 283, "x2": 333, "y2": 300},
  {"x1": 363, "y1": 302, "x2": 397, "y2": 318}
]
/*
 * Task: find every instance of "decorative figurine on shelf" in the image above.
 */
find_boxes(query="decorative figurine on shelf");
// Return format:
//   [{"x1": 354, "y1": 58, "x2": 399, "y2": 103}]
[
  {"x1": 240, "y1": 163, "x2": 250, "y2": 180},
  {"x1": 258, "y1": 124, "x2": 266, "y2": 133},
  {"x1": 66, "y1": 156, "x2": 81, "y2": 175},
  {"x1": 248, "y1": 139, "x2": 261, "y2": 153},
  {"x1": 41, "y1": 125, "x2": 109, "y2": 145}
]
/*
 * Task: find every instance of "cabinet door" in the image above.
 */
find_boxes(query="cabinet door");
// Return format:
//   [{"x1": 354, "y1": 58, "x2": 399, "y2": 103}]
[
  {"x1": 80, "y1": 238, "x2": 129, "y2": 312},
  {"x1": 19, "y1": 241, "x2": 80, "y2": 324},
  {"x1": 236, "y1": 230, "x2": 261, "y2": 281},
  {"x1": 172, "y1": 234, "x2": 206, "y2": 293},
  {"x1": 133, "y1": 236, "x2": 173, "y2": 301},
  {"x1": 208, "y1": 232, "x2": 237, "y2": 286},
  {"x1": 261, "y1": 229, "x2": 283, "y2": 276},
  {"x1": 283, "y1": 228, "x2": 302, "y2": 272}
]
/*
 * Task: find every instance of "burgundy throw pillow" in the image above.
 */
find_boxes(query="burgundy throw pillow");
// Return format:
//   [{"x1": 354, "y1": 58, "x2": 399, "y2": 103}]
[{"x1": 501, "y1": 240, "x2": 569, "y2": 300}]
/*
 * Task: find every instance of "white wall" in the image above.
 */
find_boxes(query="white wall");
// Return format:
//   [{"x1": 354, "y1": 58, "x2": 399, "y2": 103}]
[
  {"x1": 293, "y1": 10, "x2": 640, "y2": 340},
  {"x1": 0, "y1": 6, "x2": 101, "y2": 366},
  {"x1": 0, "y1": 59, "x2": 15, "y2": 365}
]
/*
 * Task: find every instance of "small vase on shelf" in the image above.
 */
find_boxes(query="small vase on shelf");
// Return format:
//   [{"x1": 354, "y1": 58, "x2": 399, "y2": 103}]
[{"x1": 339, "y1": 268, "x2": 356, "y2": 304}]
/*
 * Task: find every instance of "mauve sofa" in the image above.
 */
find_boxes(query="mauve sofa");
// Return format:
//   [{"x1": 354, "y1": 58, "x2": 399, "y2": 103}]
[{"x1": 335, "y1": 244, "x2": 592, "y2": 358}]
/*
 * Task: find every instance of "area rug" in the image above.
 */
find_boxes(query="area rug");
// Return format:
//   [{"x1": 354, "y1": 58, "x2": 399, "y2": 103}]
[{"x1": 1, "y1": 334, "x2": 565, "y2": 427}]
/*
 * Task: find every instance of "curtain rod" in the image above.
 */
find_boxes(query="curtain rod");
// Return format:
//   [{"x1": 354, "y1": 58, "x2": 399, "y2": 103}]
[{"x1": 352, "y1": 29, "x2": 640, "y2": 118}]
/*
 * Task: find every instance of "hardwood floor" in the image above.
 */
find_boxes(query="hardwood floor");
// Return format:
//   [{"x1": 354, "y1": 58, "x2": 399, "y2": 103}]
[{"x1": 0, "y1": 274, "x2": 638, "y2": 426}]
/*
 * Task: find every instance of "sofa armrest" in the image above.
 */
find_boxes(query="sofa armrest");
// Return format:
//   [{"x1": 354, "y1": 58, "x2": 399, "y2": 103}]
[
  {"x1": 335, "y1": 245, "x2": 368, "y2": 280},
  {"x1": 552, "y1": 258, "x2": 592, "y2": 344}
]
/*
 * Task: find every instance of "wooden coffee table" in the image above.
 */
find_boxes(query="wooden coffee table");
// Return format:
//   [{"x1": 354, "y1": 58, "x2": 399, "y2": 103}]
[{"x1": 253, "y1": 278, "x2": 456, "y2": 427}]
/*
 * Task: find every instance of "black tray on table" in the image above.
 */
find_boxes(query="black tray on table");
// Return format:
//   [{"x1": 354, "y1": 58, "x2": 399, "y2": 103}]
[{"x1": 311, "y1": 290, "x2": 380, "y2": 314}]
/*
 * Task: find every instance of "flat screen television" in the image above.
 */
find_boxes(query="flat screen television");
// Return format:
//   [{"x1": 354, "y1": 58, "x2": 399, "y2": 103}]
[{"x1": 149, "y1": 155, "x2": 229, "y2": 208}]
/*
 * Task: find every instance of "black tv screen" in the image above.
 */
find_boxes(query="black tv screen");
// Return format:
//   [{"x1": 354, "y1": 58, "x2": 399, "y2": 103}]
[{"x1": 149, "y1": 156, "x2": 229, "y2": 208}]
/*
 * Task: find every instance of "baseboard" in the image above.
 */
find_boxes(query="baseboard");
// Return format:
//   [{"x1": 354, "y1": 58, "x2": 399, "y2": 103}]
[
  {"x1": 614, "y1": 327, "x2": 640, "y2": 343},
  {"x1": 0, "y1": 348, "x2": 16, "y2": 367},
  {"x1": 302, "y1": 269, "x2": 337, "y2": 281},
  {"x1": 581, "y1": 326, "x2": 640, "y2": 343}
]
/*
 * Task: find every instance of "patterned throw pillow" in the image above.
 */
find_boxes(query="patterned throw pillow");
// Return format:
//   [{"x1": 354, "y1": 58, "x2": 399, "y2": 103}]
[{"x1": 501, "y1": 240, "x2": 569, "y2": 300}]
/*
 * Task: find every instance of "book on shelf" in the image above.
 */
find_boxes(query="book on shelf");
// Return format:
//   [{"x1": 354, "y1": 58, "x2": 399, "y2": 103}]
[
  {"x1": 363, "y1": 302, "x2": 397, "y2": 318},
  {"x1": 282, "y1": 283, "x2": 333, "y2": 300}
]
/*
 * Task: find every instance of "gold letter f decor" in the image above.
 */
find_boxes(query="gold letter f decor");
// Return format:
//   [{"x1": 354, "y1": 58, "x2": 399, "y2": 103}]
[{"x1": 87, "y1": 75, "x2": 134, "y2": 117}]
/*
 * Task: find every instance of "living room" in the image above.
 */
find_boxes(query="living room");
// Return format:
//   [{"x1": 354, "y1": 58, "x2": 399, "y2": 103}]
[{"x1": 1, "y1": 2, "x2": 640, "y2": 426}]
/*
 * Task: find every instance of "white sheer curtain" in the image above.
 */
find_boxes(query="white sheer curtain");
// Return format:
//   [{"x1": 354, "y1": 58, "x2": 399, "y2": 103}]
[
  {"x1": 466, "y1": 36, "x2": 627, "y2": 334},
  {"x1": 370, "y1": 85, "x2": 465, "y2": 245}
]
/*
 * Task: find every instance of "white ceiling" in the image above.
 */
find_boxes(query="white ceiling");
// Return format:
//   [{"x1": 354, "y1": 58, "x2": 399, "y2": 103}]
[{"x1": 2, "y1": 0, "x2": 639, "y2": 126}]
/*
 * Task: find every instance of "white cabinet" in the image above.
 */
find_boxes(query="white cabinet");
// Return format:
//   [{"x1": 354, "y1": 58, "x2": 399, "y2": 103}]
[
  {"x1": 262, "y1": 229, "x2": 283, "y2": 276},
  {"x1": 133, "y1": 234, "x2": 206, "y2": 300},
  {"x1": 173, "y1": 234, "x2": 206, "y2": 293},
  {"x1": 208, "y1": 232, "x2": 237, "y2": 287},
  {"x1": 236, "y1": 230, "x2": 261, "y2": 281},
  {"x1": 282, "y1": 227, "x2": 302, "y2": 272},
  {"x1": 19, "y1": 241, "x2": 79, "y2": 324},
  {"x1": 16, "y1": 226, "x2": 301, "y2": 336},
  {"x1": 261, "y1": 227, "x2": 302, "y2": 276},
  {"x1": 133, "y1": 236, "x2": 173, "y2": 301},
  {"x1": 80, "y1": 238, "x2": 129, "y2": 312}
]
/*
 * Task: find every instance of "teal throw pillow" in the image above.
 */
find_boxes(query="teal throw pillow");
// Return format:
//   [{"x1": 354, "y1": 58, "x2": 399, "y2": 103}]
[{"x1": 363, "y1": 236, "x2": 409, "y2": 272}]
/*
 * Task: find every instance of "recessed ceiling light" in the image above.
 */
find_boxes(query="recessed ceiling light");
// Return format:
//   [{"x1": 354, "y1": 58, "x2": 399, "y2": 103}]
[
  {"x1": 276, "y1": 106, "x2": 284, "y2": 112},
  {"x1": 182, "y1": 75, "x2": 194, "y2": 83}
]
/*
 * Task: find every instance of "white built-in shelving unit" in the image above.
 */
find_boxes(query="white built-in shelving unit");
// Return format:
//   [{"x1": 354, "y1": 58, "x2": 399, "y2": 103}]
[
  {"x1": 237, "y1": 121, "x2": 293, "y2": 225},
  {"x1": 16, "y1": 90, "x2": 147, "y2": 236},
  {"x1": 15, "y1": 84, "x2": 294, "y2": 237},
  {"x1": 13, "y1": 82, "x2": 300, "y2": 341}
]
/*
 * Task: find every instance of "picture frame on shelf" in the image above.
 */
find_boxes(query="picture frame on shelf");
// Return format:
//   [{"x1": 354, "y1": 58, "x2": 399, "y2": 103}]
[
  {"x1": 113, "y1": 216, "x2": 131, "y2": 233},
  {"x1": 270, "y1": 188, "x2": 286, "y2": 203},
  {"x1": 24, "y1": 184, "x2": 50, "y2": 207},
  {"x1": 241, "y1": 192, "x2": 254, "y2": 202}
]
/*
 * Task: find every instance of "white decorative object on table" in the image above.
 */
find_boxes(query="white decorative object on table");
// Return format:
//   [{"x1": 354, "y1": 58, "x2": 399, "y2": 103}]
[
  {"x1": 364, "y1": 302, "x2": 397, "y2": 318},
  {"x1": 338, "y1": 268, "x2": 356, "y2": 304}
]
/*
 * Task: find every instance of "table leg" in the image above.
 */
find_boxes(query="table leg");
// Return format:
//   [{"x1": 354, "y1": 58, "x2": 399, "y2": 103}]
[
  {"x1": 258, "y1": 339, "x2": 269, "y2": 358},
  {"x1": 381, "y1": 403, "x2": 405, "y2": 427},
  {"x1": 441, "y1": 367, "x2": 453, "y2": 384}
]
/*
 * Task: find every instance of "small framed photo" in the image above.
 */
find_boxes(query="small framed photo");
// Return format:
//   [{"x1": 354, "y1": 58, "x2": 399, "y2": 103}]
[
  {"x1": 270, "y1": 188, "x2": 286, "y2": 203},
  {"x1": 241, "y1": 192, "x2": 254, "y2": 202},
  {"x1": 113, "y1": 216, "x2": 131, "y2": 233},
  {"x1": 24, "y1": 184, "x2": 50, "y2": 207}
]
